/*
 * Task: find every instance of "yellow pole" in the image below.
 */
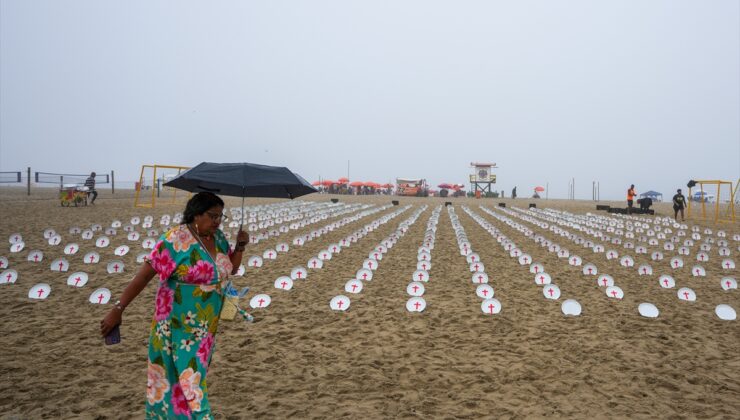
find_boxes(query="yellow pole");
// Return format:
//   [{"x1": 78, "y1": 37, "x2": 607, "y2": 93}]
[
  {"x1": 715, "y1": 182, "x2": 721, "y2": 221},
  {"x1": 687, "y1": 186, "x2": 692, "y2": 218},
  {"x1": 151, "y1": 166, "x2": 157, "y2": 208},
  {"x1": 732, "y1": 181, "x2": 737, "y2": 222},
  {"x1": 134, "y1": 165, "x2": 145, "y2": 207},
  {"x1": 700, "y1": 184, "x2": 706, "y2": 219}
]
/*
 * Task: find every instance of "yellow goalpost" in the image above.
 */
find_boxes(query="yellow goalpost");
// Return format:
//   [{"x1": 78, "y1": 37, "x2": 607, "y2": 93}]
[
  {"x1": 134, "y1": 164, "x2": 191, "y2": 208},
  {"x1": 686, "y1": 179, "x2": 736, "y2": 223}
]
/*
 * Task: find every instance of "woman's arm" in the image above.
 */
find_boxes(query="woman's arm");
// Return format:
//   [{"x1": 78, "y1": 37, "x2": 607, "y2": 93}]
[
  {"x1": 229, "y1": 229, "x2": 249, "y2": 275},
  {"x1": 229, "y1": 249, "x2": 244, "y2": 275},
  {"x1": 99, "y1": 262, "x2": 157, "y2": 337}
]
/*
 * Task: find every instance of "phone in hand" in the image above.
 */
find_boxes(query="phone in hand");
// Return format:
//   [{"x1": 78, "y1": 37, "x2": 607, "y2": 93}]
[{"x1": 105, "y1": 324, "x2": 121, "y2": 345}]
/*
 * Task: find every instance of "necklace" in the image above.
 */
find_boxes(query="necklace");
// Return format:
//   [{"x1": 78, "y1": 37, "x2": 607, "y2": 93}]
[
  {"x1": 188, "y1": 224, "x2": 214, "y2": 253},
  {"x1": 187, "y1": 224, "x2": 219, "y2": 276},
  {"x1": 189, "y1": 223, "x2": 213, "y2": 241}
]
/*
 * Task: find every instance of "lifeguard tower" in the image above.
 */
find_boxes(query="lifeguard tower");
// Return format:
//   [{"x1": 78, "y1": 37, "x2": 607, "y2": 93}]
[{"x1": 469, "y1": 162, "x2": 497, "y2": 197}]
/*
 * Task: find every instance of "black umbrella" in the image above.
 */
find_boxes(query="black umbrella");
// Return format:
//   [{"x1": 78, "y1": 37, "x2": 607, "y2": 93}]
[{"x1": 164, "y1": 162, "x2": 318, "y2": 227}]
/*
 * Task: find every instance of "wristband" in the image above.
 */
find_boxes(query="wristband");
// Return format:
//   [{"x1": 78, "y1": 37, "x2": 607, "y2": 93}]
[{"x1": 113, "y1": 300, "x2": 125, "y2": 312}]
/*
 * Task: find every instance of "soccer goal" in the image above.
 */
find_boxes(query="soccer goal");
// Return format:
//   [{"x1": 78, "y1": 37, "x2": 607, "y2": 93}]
[
  {"x1": 686, "y1": 179, "x2": 736, "y2": 223},
  {"x1": 134, "y1": 164, "x2": 190, "y2": 208}
]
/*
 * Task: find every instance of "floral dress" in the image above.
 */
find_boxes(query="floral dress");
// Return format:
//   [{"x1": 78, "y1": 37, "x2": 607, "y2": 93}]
[{"x1": 145, "y1": 224, "x2": 233, "y2": 419}]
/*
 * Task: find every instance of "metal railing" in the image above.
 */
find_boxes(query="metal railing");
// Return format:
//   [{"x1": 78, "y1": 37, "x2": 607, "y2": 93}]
[
  {"x1": 0, "y1": 171, "x2": 21, "y2": 183},
  {"x1": 34, "y1": 172, "x2": 110, "y2": 186}
]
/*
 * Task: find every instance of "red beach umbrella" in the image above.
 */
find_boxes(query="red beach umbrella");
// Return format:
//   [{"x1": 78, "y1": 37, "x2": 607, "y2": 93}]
[{"x1": 534, "y1": 186, "x2": 545, "y2": 192}]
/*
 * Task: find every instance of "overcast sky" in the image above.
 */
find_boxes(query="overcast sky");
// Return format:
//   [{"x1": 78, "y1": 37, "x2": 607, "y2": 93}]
[{"x1": 1, "y1": 0, "x2": 738, "y2": 200}]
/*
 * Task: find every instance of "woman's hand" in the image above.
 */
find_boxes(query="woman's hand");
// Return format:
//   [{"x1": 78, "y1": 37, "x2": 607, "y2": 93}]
[
  {"x1": 97, "y1": 263, "x2": 157, "y2": 338},
  {"x1": 100, "y1": 307, "x2": 122, "y2": 337},
  {"x1": 236, "y1": 229, "x2": 249, "y2": 245}
]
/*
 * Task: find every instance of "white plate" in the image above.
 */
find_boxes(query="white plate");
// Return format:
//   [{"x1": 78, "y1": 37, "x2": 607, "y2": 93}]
[
  {"x1": 638, "y1": 303, "x2": 659, "y2": 318},
  {"x1": 84, "y1": 251, "x2": 100, "y2": 264},
  {"x1": 274, "y1": 276, "x2": 293, "y2": 291},
  {"x1": 67, "y1": 272, "x2": 89, "y2": 287},
  {"x1": 29, "y1": 283, "x2": 51, "y2": 299},
  {"x1": 290, "y1": 266, "x2": 307, "y2": 280},
  {"x1": 344, "y1": 280, "x2": 363, "y2": 294},
  {"x1": 1, "y1": 269, "x2": 18, "y2": 284},
  {"x1": 475, "y1": 284, "x2": 494, "y2": 299},
  {"x1": 89, "y1": 288, "x2": 111, "y2": 304},
  {"x1": 543, "y1": 284, "x2": 561, "y2": 300},
  {"x1": 480, "y1": 298, "x2": 502, "y2": 315},
  {"x1": 561, "y1": 299, "x2": 582, "y2": 316},
  {"x1": 715, "y1": 304, "x2": 736, "y2": 321},
  {"x1": 329, "y1": 295, "x2": 350, "y2": 311},
  {"x1": 107, "y1": 261, "x2": 125, "y2": 274},
  {"x1": 249, "y1": 294, "x2": 272, "y2": 309},
  {"x1": 407, "y1": 281, "x2": 425, "y2": 297},
  {"x1": 406, "y1": 297, "x2": 426, "y2": 312}
]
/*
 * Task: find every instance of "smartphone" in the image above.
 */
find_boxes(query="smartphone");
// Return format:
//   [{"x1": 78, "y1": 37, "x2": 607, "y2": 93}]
[{"x1": 105, "y1": 324, "x2": 121, "y2": 345}]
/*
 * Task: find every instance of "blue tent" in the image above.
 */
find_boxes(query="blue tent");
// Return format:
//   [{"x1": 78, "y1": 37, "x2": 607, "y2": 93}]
[{"x1": 640, "y1": 190, "x2": 663, "y2": 201}]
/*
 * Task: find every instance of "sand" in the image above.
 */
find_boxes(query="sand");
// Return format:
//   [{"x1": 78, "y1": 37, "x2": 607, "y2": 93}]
[{"x1": 0, "y1": 187, "x2": 738, "y2": 419}]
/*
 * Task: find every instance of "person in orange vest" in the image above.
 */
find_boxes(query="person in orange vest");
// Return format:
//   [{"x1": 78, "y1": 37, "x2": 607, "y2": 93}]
[{"x1": 627, "y1": 184, "x2": 636, "y2": 214}]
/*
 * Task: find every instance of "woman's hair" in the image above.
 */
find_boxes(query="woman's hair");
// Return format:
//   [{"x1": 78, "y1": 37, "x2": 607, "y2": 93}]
[{"x1": 182, "y1": 192, "x2": 224, "y2": 224}]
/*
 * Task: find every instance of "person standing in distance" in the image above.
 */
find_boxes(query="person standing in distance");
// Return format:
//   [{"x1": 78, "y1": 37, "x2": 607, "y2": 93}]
[
  {"x1": 627, "y1": 184, "x2": 636, "y2": 214},
  {"x1": 85, "y1": 172, "x2": 98, "y2": 205},
  {"x1": 672, "y1": 189, "x2": 687, "y2": 221}
]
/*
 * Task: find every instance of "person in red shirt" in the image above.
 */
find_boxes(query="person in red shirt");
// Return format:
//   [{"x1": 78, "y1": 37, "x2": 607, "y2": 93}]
[{"x1": 627, "y1": 185, "x2": 636, "y2": 214}]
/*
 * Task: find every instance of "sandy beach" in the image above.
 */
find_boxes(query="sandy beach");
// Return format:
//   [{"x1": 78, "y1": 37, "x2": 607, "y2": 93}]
[{"x1": 0, "y1": 187, "x2": 738, "y2": 419}]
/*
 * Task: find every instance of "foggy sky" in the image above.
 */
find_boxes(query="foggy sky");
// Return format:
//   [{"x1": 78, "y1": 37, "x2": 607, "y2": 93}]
[{"x1": 1, "y1": 0, "x2": 739, "y2": 200}]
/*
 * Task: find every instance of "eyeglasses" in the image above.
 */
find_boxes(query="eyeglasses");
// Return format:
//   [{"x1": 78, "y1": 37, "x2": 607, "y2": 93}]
[{"x1": 206, "y1": 212, "x2": 228, "y2": 222}]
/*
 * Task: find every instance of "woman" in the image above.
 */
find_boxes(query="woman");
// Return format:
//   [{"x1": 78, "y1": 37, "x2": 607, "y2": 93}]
[{"x1": 100, "y1": 192, "x2": 248, "y2": 418}]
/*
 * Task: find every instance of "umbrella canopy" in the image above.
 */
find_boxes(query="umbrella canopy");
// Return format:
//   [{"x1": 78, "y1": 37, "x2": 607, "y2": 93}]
[
  {"x1": 320, "y1": 180, "x2": 336, "y2": 187},
  {"x1": 337, "y1": 177, "x2": 350, "y2": 184},
  {"x1": 349, "y1": 181, "x2": 364, "y2": 187},
  {"x1": 438, "y1": 183, "x2": 453, "y2": 189},
  {"x1": 312, "y1": 180, "x2": 321, "y2": 186},
  {"x1": 534, "y1": 186, "x2": 545, "y2": 192},
  {"x1": 382, "y1": 183, "x2": 394, "y2": 188},
  {"x1": 164, "y1": 162, "x2": 317, "y2": 199}
]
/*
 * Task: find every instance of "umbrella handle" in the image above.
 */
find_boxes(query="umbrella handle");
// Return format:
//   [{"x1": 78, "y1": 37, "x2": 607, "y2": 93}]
[{"x1": 239, "y1": 196, "x2": 245, "y2": 232}]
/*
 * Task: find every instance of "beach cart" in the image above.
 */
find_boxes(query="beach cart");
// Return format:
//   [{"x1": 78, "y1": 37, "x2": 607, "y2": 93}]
[{"x1": 60, "y1": 184, "x2": 89, "y2": 207}]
